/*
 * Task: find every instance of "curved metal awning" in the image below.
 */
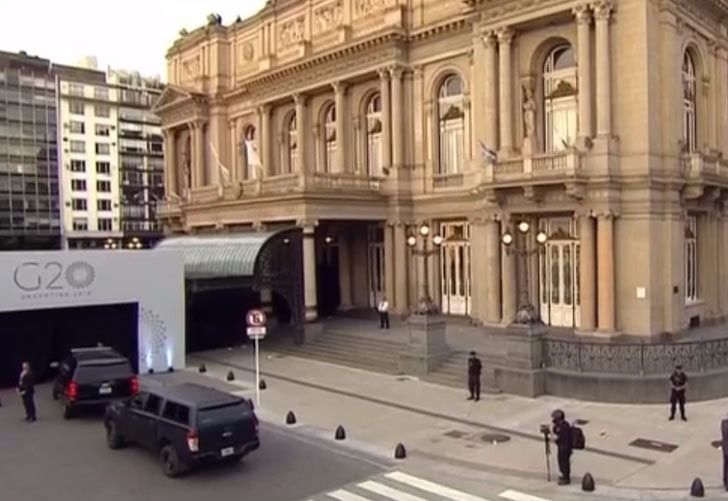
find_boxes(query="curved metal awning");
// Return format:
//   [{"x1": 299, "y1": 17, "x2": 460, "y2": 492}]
[{"x1": 155, "y1": 232, "x2": 278, "y2": 279}]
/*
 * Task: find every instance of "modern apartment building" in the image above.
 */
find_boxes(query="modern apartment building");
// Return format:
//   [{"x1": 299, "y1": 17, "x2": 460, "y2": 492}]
[
  {"x1": 0, "y1": 50, "x2": 61, "y2": 250},
  {"x1": 155, "y1": 0, "x2": 728, "y2": 338},
  {"x1": 108, "y1": 69, "x2": 164, "y2": 248},
  {"x1": 56, "y1": 61, "x2": 121, "y2": 249}
]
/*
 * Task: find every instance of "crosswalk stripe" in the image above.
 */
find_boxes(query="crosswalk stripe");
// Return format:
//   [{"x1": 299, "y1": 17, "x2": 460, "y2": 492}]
[
  {"x1": 499, "y1": 489, "x2": 551, "y2": 501},
  {"x1": 326, "y1": 490, "x2": 372, "y2": 501},
  {"x1": 385, "y1": 472, "x2": 492, "y2": 501},
  {"x1": 358, "y1": 480, "x2": 429, "y2": 501}
]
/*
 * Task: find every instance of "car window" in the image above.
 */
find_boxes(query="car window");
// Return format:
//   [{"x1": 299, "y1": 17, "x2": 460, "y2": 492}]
[
  {"x1": 144, "y1": 394, "x2": 162, "y2": 415},
  {"x1": 162, "y1": 401, "x2": 190, "y2": 425},
  {"x1": 198, "y1": 402, "x2": 249, "y2": 427},
  {"x1": 74, "y1": 362, "x2": 133, "y2": 383}
]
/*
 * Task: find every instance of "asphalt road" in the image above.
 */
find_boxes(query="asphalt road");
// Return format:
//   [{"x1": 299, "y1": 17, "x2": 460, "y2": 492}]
[{"x1": 0, "y1": 380, "x2": 387, "y2": 501}]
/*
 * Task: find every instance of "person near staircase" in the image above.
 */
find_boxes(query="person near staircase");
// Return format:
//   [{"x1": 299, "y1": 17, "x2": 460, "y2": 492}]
[
  {"x1": 377, "y1": 296, "x2": 390, "y2": 329},
  {"x1": 467, "y1": 351, "x2": 482, "y2": 401}
]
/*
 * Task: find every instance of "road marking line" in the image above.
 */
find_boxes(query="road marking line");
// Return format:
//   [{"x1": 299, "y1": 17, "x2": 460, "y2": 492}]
[
  {"x1": 358, "y1": 480, "x2": 429, "y2": 500},
  {"x1": 499, "y1": 489, "x2": 551, "y2": 501},
  {"x1": 327, "y1": 490, "x2": 372, "y2": 501},
  {"x1": 385, "y1": 471, "x2": 492, "y2": 501}
]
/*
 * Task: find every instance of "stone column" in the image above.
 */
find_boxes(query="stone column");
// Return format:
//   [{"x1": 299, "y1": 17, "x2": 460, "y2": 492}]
[
  {"x1": 193, "y1": 121, "x2": 205, "y2": 187},
  {"x1": 497, "y1": 27, "x2": 515, "y2": 156},
  {"x1": 294, "y1": 93, "x2": 308, "y2": 173},
  {"x1": 378, "y1": 68, "x2": 392, "y2": 171},
  {"x1": 502, "y1": 220, "x2": 517, "y2": 323},
  {"x1": 596, "y1": 212, "x2": 615, "y2": 332},
  {"x1": 483, "y1": 32, "x2": 498, "y2": 150},
  {"x1": 258, "y1": 104, "x2": 271, "y2": 177},
  {"x1": 302, "y1": 223, "x2": 318, "y2": 322},
  {"x1": 229, "y1": 120, "x2": 238, "y2": 182},
  {"x1": 163, "y1": 129, "x2": 178, "y2": 197},
  {"x1": 333, "y1": 81, "x2": 347, "y2": 173},
  {"x1": 593, "y1": 0, "x2": 613, "y2": 137},
  {"x1": 579, "y1": 213, "x2": 596, "y2": 331},
  {"x1": 338, "y1": 233, "x2": 353, "y2": 310},
  {"x1": 390, "y1": 66, "x2": 404, "y2": 170},
  {"x1": 485, "y1": 218, "x2": 502, "y2": 324},
  {"x1": 720, "y1": 211, "x2": 728, "y2": 315},
  {"x1": 393, "y1": 222, "x2": 409, "y2": 313},
  {"x1": 574, "y1": 4, "x2": 593, "y2": 142},
  {"x1": 384, "y1": 223, "x2": 395, "y2": 307}
]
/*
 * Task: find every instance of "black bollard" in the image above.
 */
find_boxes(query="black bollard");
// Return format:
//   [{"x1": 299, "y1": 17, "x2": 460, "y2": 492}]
[
  {"x1": 147, "y1": 368, "x2": 154, "y2": 375},
  {"x1": 259, "y1": 379, "x2": 267, "y2": 390},
  {"x1": 286, "y1": 411, "x2": 296, "y2": 425},
  {"x1": 581, "y1": 473, "x2": 595, "y2": 492},
  {"x1": 690, "y1": 478, "x2": 705, "y2": 497},
  {"x1": 394, "y1": 443, "x2": 407, "y2": 459},
  {"x1": 335, "y1": 425, "x2": 346, "y2": 440},
  {"x1": 226, "y1": 370, "x2": 235, "y2": 381},
  {"x1": 198, "y1": 363, "x2": 207, "y2": 373}
]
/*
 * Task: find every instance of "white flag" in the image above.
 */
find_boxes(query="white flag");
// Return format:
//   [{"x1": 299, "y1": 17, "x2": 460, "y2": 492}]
[
  {"x1": 209, "y1": 141, "x2": 231, "y2": 184},
  {"x1": 245, "y1": 139, "x2": 263, "y2": 180},
  {"x1": 479, "y1": 140, "x2": 498, "y2": 163}
]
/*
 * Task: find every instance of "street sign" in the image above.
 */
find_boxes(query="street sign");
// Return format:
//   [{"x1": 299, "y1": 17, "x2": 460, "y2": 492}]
[
  {"x1": 246, "y1": 309, "x2": 267, "y2": 327},
  {"x1": 246, "y1": 326, "x2": 267, "y2": 338}
]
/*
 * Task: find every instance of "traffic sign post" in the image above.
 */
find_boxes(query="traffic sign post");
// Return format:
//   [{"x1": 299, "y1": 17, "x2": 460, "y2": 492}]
[{"x1": 246, "y1": 309, "x2": 267, "y2": 407}]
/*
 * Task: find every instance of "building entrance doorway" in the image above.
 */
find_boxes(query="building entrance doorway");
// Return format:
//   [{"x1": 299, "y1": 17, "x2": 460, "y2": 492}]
[
  {"x1": 439, "y1": 222, "x2": 471, "y2": 315},
  {"x1": 539, "y1": 218, "x2": 580, "y2": 328},
  {"x1": 367, "y1": 225, "x2": 385, "y2": 307}
]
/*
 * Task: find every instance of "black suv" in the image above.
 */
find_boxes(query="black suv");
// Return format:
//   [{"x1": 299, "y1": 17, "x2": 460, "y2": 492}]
[
  {"x1": 104, "y1": 383, "x2": 260, "y2": 477},
  {"x1": 52, "y1": 347, "x2": 138, "y2": 419}
]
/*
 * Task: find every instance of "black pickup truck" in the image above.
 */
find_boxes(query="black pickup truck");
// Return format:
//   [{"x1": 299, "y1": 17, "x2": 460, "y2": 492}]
[{"x1": 104, "y1": 383, "x2": 260, "y2": 477}]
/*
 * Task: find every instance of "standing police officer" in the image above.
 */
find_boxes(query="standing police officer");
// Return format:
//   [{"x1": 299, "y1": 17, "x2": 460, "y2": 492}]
[
  {"x1": 669, "y1": 364, "x2": 688, "y2": 421},
  {"x1": 467, "y1": 351, "x2": 482, "y2": 401},
  {"x1": 551, "y1": 409, "x2": 573, "y2": 485},
  {"x1": 17, "y1": 361, "x2": 36, "y2": 423}
]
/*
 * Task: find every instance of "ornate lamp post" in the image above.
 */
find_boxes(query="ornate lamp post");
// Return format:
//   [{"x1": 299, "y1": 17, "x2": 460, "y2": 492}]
[
  {"x1": 407, "y1": 223, "x2": 444, "y2": 315},
  {"x1": 501, "y1": 220, "x2": 548, "y2": 324}
]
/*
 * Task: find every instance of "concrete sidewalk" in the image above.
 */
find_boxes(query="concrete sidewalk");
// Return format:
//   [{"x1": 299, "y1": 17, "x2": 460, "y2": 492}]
[{"x1": 190, "y1": 345, "x2": 728, "y2": 498}]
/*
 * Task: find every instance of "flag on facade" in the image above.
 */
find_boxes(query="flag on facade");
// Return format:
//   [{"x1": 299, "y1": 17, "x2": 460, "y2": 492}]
[
  {"x1": 245, "y1": 139, "x2": 263, "y2": 180},
  {"x1": 209, "y1": 141, "x2": 231, "y2": 184},
  {"x1": 479, "y1": 140, "x2": 498, "y2": 163}
]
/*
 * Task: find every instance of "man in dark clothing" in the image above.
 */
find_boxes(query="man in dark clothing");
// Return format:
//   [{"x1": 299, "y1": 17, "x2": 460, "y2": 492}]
[
  {"x1": 721, "y1": 414, "x2": 728, "y2": 490},
  {"x1": 467, "y1": 351, "x2": 482, "y2": 401},
  {"x1": 17, "y1": 362, "x2": 36, "y2": 422},
  {"x1": 551, "y1": 409, "x2": 572, "y2": 485},
  {"x1": 669, "y1": 364, "x2": 688, "y2": 421}
]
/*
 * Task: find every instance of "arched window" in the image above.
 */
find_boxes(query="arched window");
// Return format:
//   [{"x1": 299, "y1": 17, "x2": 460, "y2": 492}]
[
  {"x1": 543, "y1": 44, "x2": 577, "y2": 152},
  {"x1": 287, "y1": 114, "x2": 297, "y2": 174},
  {"x1": 682, "y1": 51, "x2": 697, "y2": 153},
  {"x1": 243, "y1": 126, "x2": 257, "y2": 179},
  {"x1": 324, "y1": 104, "x2": 336, "y2": 173},
  {"x1": 366, "y1": 93, "x2": 383, "y2": 176},
  {"x1": 437, "y1": 75, "x2": 464, "y2": 174}
]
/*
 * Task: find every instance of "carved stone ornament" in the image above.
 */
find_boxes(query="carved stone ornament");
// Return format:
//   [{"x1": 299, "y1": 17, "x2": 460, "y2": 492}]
[
  {"x1": 242, "y1": 42, "x2": 254, "y2": 62},
  {"x1": 182, "y1": 57, "x2": 201, "y2": 78},
  {"x1": 314, "y1": 1, "x2": 343, "y2": 34},
  {"x1": 279, "y1": 16, "x2": 305, "y2": 48},
  {"x1": 356, "y1": 0, "x2": 385, "y2": 17}
]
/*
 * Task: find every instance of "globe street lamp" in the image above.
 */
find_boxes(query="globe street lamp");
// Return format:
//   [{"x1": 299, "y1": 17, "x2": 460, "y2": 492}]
[
  {"x1": 502, "y1": 221, "x2": 548, "y2": 324},
  {"x1": 407, "y1": 223, "x2": 444, "y2": 315}
]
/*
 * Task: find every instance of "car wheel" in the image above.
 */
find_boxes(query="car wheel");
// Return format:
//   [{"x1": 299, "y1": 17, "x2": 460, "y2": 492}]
[
  {"x1": 106, "y1": 421, "x2": 125, "y2": 450},
  {"x1": 160, "y1": 445, "x2": 184, "y2": 478},
  {"x1": 62, "y1": 404, "x2": 74, "y2": 419}
]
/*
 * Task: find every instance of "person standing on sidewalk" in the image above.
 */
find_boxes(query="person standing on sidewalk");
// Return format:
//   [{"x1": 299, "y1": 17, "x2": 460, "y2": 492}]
[
  {"x1": 467, "y1": 351, "x2": 482, "y2": 401},
  {"x1": 377, "y1": 296, "x2": 390, "y2": 329},
  {"x1": 551, "y1": 409, "x2": 572, "y2": 485},
  {"x1": 721, "y1": 413, "x2": 728, "y2": 491},
  {"x1": 669, "y1": 364, "x2": 688, "y2": 421},
  {"x1": 17, "y1": 361, "x2": 36, "y2": 423}
]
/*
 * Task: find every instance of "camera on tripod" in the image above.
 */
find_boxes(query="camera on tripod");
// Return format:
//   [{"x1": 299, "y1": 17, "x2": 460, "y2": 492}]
[{"x1": 540, "y1": 424, "x2": 551, "y2": 435}]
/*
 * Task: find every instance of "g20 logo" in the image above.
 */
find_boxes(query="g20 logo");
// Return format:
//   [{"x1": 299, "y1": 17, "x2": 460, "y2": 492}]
[{"x1": 13, "y1": 261, "x2": 95, "y2": 292}]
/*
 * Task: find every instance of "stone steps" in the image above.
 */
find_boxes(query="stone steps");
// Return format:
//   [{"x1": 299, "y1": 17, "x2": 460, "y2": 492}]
[{"x1": 423, "y1": 351, "x2": 470, "y2": 388}]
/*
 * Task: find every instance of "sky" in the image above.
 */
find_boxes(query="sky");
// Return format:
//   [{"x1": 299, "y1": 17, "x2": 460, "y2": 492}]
[{"x1": 0, "y1": 0, "x2": 268, "y2": 80}]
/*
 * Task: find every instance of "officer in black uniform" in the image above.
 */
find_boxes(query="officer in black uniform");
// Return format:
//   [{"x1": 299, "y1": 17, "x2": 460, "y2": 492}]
[
  {"x1": 17, "y1": 361, "x2": 36, "y2": 423},
  {"x1": 467, "y1": 351, "x2": 482, "y2": 401},
  {"x1": 669, "y1": 364, "x2": 688, "y2": 421},
  {"x1": 551, "y1": 409, "x2": 573, "y2": 485}
]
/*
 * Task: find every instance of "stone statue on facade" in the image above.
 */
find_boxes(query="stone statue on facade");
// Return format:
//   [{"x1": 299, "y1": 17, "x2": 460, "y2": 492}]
[
  {"x1": 522, "y1": 85, "x2": 537, "y2": 157},
  {"x1": 181, "y1": 140, "x2": 192, "y2": 200}
]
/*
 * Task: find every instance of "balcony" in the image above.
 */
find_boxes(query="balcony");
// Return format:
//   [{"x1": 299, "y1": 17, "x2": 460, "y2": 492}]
[{"x1": 682, "y1": 151, "x2": 728, "y2": 199}]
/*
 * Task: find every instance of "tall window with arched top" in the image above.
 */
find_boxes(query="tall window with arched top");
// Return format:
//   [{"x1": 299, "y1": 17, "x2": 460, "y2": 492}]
[
  {"x1": 243, "y1": 126, "x2": 257, "y2": 179},
  {"x1": 324, "y1": 105, "x2": 336, "y2": 173},
  {"x1": 366, "y1": 94, "x2": 383, "y2": 176},
  {"x1": 286, "y1": 114, "x2": 297, "y2": 174},
  {"x1": 682, "y1": 51, "x2": 697, "y2": 153},
  {"x1": 543, "y1": 44, "x2": 577, "y2": 152},
  {"x1": 437, "y1": 75, "x2": 465, "y2": 174}
]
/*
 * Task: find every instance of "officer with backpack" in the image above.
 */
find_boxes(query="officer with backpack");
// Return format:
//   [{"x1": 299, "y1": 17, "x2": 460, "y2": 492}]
[{"x1": 551, "y1": 409, "x2": 584, "y2": 485}]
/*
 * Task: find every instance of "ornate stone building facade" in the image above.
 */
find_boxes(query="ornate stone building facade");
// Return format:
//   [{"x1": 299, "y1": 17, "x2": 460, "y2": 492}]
[{"x1": 154, "y1": 0, "x2": 728, "y2": 338}]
